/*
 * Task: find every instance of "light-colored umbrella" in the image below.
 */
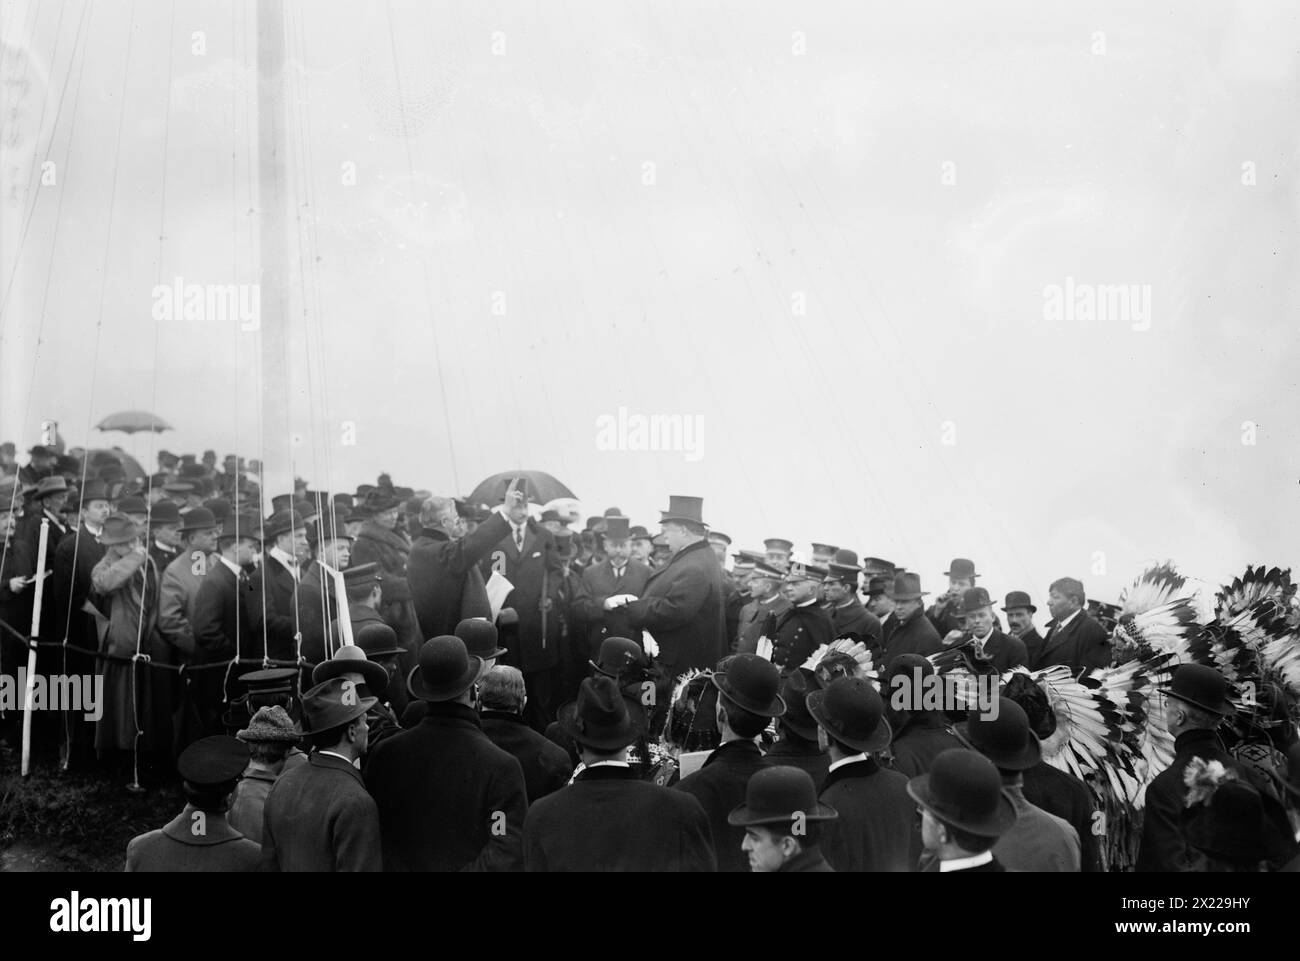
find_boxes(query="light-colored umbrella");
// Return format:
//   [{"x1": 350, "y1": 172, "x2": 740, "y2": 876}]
[{"x1": 94, "y1": 410, "x2": 173, "y2": 434}]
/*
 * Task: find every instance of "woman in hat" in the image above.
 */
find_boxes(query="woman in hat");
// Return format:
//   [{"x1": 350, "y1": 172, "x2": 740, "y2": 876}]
[
  {"x1": 227, "y1": 705, "x2": 302, "y2": 844},
  {"x1": 90, "y1": 514, "x2": 172, "y2": 770}
]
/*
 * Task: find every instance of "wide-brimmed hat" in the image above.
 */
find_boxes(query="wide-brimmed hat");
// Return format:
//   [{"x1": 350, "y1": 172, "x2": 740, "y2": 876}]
[
  {"x1": 726, "y1": 766, "x2": 838, "y2": 827},
  {"x1": 806, "y1": 675, "x2": 892, "y2": 753},
  {"x1": 955, "y1": 697, "x2": 1041, "y2": 771},
  {"x1": 776, "y1": 669, "x2": 819, "y2": 741},
  {"x1": 958, "y1": 586, "x2": 995, "y2": 616},
  {"x1": 890, "y1": 571, "x2": 929, "y2": 601},
  {"x1": 408, "y1": 635, "x2": 482, "y2": 703},
  {"x1": 1183, "y1": 780, "x2": 1269, "y2": 865},
  {"x1": 658, "y1": 495, "x2": 706, "y2": 527},
  {"x1": 312, "y1": 644, "x2": 389, "y2": 698},
  {"x1": 236, "y1": 705, "x2": 302, "y2": 745},
  {"x1": 711, "y1": 653, "x2": 786, "y2": 718},
  {"x1": 177, "y1": 735, "x2": 250, "y2": 786},
  {"x1": 1001, "y1": 590, "x2": 1037, "y2": 614},
  {"x1": 944, "y1": 558, "x2": 978, "y2": 579},
  {"x1": 907, "y1": 749, "x2": 1016, "y2": 838},
  {"x1": 589, "y1": 635, "x2": 645, "y2": 678},
  {"x1": 34, "y1": 475, "x2": 68, "y2": 498},
  {"x1": 300, "y1": 676, "x2": 376, "y2": 733},
  {"x1": 97, "y1": 514, "x2": 139, "y2": 546},
  {"x1": 559, "y1": 675, "x2": 637, "y2": 751},
  {"x1": 456, "y1": 617, "x2": 508, "y2": 660},
  {"x1": 1160, "y1": 663, "x2": 1236, "y2": 717}
]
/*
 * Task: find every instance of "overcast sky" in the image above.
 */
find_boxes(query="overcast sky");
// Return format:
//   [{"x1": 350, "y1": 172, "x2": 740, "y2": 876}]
[{"x1": 2, "y1": 0, "x2": 1297, "y2": 607}]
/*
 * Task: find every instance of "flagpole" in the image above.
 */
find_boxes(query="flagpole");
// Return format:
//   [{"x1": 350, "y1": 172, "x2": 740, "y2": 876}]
[{"x1": 21, "y1": 517, "x2": 50, "y2": 776}]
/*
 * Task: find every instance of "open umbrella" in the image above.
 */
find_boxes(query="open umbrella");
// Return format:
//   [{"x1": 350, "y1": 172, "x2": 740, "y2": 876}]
[
  {"x1": 94, "y1": 410, "x2": 173, "y2": 434},
  {"x1": 468, "y1": 470, "x2": 575, "y2": 507}
]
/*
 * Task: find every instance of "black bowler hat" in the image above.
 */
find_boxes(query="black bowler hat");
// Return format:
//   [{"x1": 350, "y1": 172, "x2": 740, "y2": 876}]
[
  {"x1": 955, "y1": 697, "x2": 1041, "y2": 771},
  {"x1": 659, "y1": 495, "x2": 706, "y2": 527},
  {"x1": 833, "y1": 548, "x2": 859, "y2": 566},
  {"x1": 559, "y1": 675, "x2": 637, "y2": 751},
  {"x1": 907, "y1": 749, "x2": 1016, "y2": 838},
  {"x1": 776, "y1": 669, "x2": 819, "y2": 741},
  {"x1": 149, "y1": 500, "x2": 182, "y2": 526},
  {"x1": 177, "y1": 735, "x2": 249, "y2": 787},
  {"x1": 589, "y1": 636, "x2": 645, "y2": 678},
  {"x1": 599, "y1": 516, "x2": 630, "y2": 540},
  {"x1": 1161, "y1": 663, "x2": 1235, "y2": 717},
  {"x1": 301, "y1": 676, "x2": 376, "y2": 732},
  {"x1": 944, "y1": 558, "x2": 978, "y2": 579},
  {"x1": 628, "y1": 525, "x2": 652, "y2": 542},
  {"x1": 408, "y1": 635, "x2": 481, "y2": 703},
  {"x1": 806, "y1": 675, "x2": 892, "y2": 753},
  {"x1": 1002, "y1": 590, "x2": 1037, "y2": 614},
  {"x1": 712, "y1": 654, "x2": 786, "y2": 718},
  {"x1": 958, "y1": 586, "x2": 995, "y2": 616},
  {"x1": 727, "y1": 766, "x2": 838, "y2": 827},
  {"x1": 456, "y1": 617, "x2": 508, "y2": 660},
  {"x1": 312, "y1": 645, "x2": 389, "y2": 699},
  {"x1": 307, "y1": 518, "x2": 354, "y2": 546}
]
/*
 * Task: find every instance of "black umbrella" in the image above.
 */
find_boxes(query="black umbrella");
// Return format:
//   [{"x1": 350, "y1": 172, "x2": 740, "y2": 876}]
[{"x1": 468, "y1": 470, "x2": 575, "y2": 507}]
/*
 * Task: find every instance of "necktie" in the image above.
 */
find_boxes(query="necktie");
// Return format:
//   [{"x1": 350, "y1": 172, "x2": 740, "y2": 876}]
[
  {"x1": 614, "y1": 565, "x2": 623, "y2": 584},
  {"x1": 515, "y1": 527, "x2": 524, "y2": 551}
]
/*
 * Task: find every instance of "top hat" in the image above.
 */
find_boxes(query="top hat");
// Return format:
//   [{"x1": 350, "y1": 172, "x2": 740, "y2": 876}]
[
  {"x1": 78, "y1": 480, "x2": 111, "y2": 504},
  {"x1": 712, "y1": 654, "x2": 786, "y2": 718},
  {"x1": 217, "y1": 512, "x2": 261, "y2": 543},
  {"x1": 1002, "y1": 590, "x2": 1037, "y2": 614},
  {"x1": 300, "y1": 676, "x2": 376, "y2": 733},
  {"x1": 906, "y1": 748, "x2": 1016, "y2": 838},
  {"x1": 313, "y1": 645, "x2": 389, "y2": 699},
  {"x1": 763, "y1": 538, "x2": 794, "y2": 554},
  {"x1": 958, "y1": 586, "x2": 995, "y2": 616},
  {"x1": 236, "y1": 705, "x2": 302, "y2": 745},
  {"x1": 944, "y1": 558, "x2": 979, "y2": 579},
  {"x1": 708, "y1": 531, "x2": 732, "y2": 546},
  {"x1": 456, "y1": 617, "x2": 508, "y2": 660},
  {"x1": 955, "y1": 697, "x2": 1041, "y2": 771},
  {"x1": 1183, "y1": 780, "x2": 1270, "y2": 865},
  {"x1": 785, "y1": 560, "x2": 829, "y2": 583},
  {"x1": 270, "y1": 494, "x2": 295, "y2": 513},
  {"x1": 264, "y1": 509, "x2": 306, "y2": 541},
  {"x1": 890, "y1": 571, "x2": 929, "y2": 601},
  {"x1": 559, "y1": 675, "x2": 638, "y2": 751},
  {"x1": 659, "y1": 495, "x2": 706, "y2": 527},
  {"x1": 34, "y1": 475, "x2": 68, "y2": 498},
  {"x1": 408, "y1": 635, "x2": 482, "y2": 703},
  {"x1": 810, "y1": 542, "x2": 838, "y2": 557},
  {"x1": 726, "y1": 766, "x2": 838, "y2": 827},
  {"x1": 1160, "y1": 663, "x2": 1235, "y2": 717},
  {"x1": 806, "y1": 675, "x2": 892, "y2": 753},
  {"x1": 177, "y1": 735, "x2": 250, "y2": 787},
  {"x1": 148, "y1": 500, "x2": 182, "y2": 526},
  {"x1": 97, "y1": 514, "x2": 139, "y2": 546},
  {"x1": 826, "y1": 562, "x2": 860, "y2": 587},
  {"x1": 776, "y1": 669, "x2": 819, "y2": 741},
  {"x1": 601, "y1": 516, "x2": 632, "y2": 541},
  {"x1": 589, "y1": 636, "x2": 645, "y2": 678}
]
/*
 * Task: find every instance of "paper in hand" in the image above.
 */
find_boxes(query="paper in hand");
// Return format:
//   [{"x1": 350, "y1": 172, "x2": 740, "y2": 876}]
[{"x1": 486, "y1": 570, "x2": 514, "y2": 620}]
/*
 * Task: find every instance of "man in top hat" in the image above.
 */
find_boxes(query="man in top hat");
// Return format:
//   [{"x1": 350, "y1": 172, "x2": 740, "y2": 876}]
[
  {"x1": 1031, "y1": 576, "x2": 1112, "y2": 672},
  {"x1": 763, "y1": 538, "x2": 793, "y2": 572},
  {"x1": 365, "y1": 635, "x2": 528, "y2": 871},
  {"x1": 249, "y1": 509, "x2": 308, "y2": 665},
  {"x1": 762, "y1": 560, "x2": 835, "y2": 670},
  {"x1": 762, "y1": 669, "x2": 831, "y2": 786},
  {"x1": 823, "y1": 559, "x2": 883, "y2": 653},
  {"x1": 675, "y1": 654, "x2": 786, "y2": 872},
  {"x1": 806, "y1": 675, "x2": 917, "y2": 872},
  {"x1": 882, "y1": 654, "x2": 964, "y2": 778},
  {"x1": 926, "y1": 558, "x2": 991, "y2": 636},
  {"x1": 620, "y1": 496, "x2": 727, "y2": 675},
  {"x1": 479, "y1": 665, "x2": 574, "y2": 803},
  {"x1": 126, "y1": 736, "x2": 260, "y2": 872},
  {"x1": 261, "y1": 677, "x2": 382, "y2": 871},
  {"x1": 571, "y1": 514, "x2": 653, "y2": 662},
  {"x1": 313, "y1": 642, "x2": 402, "y2": 758},
  {"x1": 881, "y1": 572, "x2": 944, "y2": 661},
  {"x1": 940, "y1": 587, "x2": 1027, "y2": 672},
  {"x1": 909, "y1": 749, "x2": 1017, "y2": 872},
  {"x1": 955, "y1": 697, "x2": 1080, "y2": 872},
  {"x1": 1137, "y1": 664, "x2": 1295, "y2": 871},
  {"x1": 1002, "y1": 591, "x2": 1045, "y2": 666},
  {"x1": 227, "y1": 706, "x2": 302, "y2": 844},
  {"x1": 737, "y1": 561, "x2": 791, "y2": 655},
  {"x1": 523, "y1": 675, "x2": 714, "y2": 871},
  {"x1": 730, "y1": 766, "x2": 838, "y2": 872}
]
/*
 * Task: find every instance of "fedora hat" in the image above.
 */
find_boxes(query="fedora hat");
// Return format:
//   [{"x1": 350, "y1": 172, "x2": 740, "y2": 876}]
[
  {"x1": 865, "y1": 574, "x2": 893, "y2": 597},
  {"x1": 944, "y1": 558, "x2": 979, "y2": 579},
  {"x1": 955, "y1": 697, "x2": 1041, "y2": 771},
  {"x1": 659, "y1": 495, "x2": 706, "y2": 527},
  {"x1": 408, "y1": 635, "x2": 482, "y2": 703},
  {"x1": 177, "y1": 735, "x2": 250, "y2": 787},
  {"x1": 890, "y1": 571, "x2": 929, "y2": 601},
  {"x1": 907, "y1": 748, "x2": 1016, "y2": 838},
  {"x1": 958, "y1": 586, "x2": 994, "y2": 616},
  {"x1": 300, "y1": 676, "x2": 376, "y2": 733},
  {"x1": 455, "y1": 617, "x2": 508, "y2": 660},
  {"x1": 236, "y1": 705, "x2": 302, "y2": 745},
  {"x1": 1001, "y1": 590, "x2": 1037, "y2": 614},
  {"x1": 34, "y1": 475, "x2": 68, "y2": 498},
  {"x1": 806, "y1": 675, "x2": 892, "y2": 753},
  {"x1": 264, "y1": 509, "x2": 306, "y2": 541},
  {"x1": 312, "y1": 644, "x2": 390, "y2": 698},
  {"x1": 726, "y1": 766, "x2": 838, "y2": 827},
  {"x1": 1160, "y1": 663, "x2": 1235, "y2": 717},
  {"x1": 712, "y1": 654, "x2": 786, "y2": 718},
  {"x1": 589, "y1": 635, "x2": 645, "y2": 678},
  {"x1": 776, "y1": 669, "x2": 819, "y2": 741},
  {"x1": 559, "y1": 675, "x2": 637, "y2": 751},
  {"x1": 97, "y1": 514, "x2": 139, "y2": 546},
  {"x1": 602, "y1": 516, "x2": 632, "y2": 540}
]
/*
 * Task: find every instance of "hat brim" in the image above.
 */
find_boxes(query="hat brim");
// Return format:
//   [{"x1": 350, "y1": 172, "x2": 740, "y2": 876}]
[
  {"x1": 805, "y1": 691, "x2": 892, "y2": 754},
  {"x1": 557, "y1": 696, "x2": 642, "y2": 751},
  {"x1": 408, "y1": 654, "x2": 483, "y2": 703},
  {"x1": 777, "y1": 712, "x2": 820, "y2": 743},
  {"x1": 906, "y1": 777, "x2": 1017, "y2": 838},
  {"x1": 303, "y1": 696, "x2": 376, "y2": 733},
  {"x1": 726, "y1": 800, "x2": 838, "y2": 827},
  {"x1": 1001, "y1": 605, "x2": 1037, "y2": 614},
  {"x1": 892, "y1": 591, "x2": 928, "y2": 600},
  {"x1": 1160, "y1": 688, "x2": 1236, "y2": 717},
  {"x1": 953, "y1": 722, "x2": 1041, "y2": 771},
  {"x1": 711, "y1": 673, "x2": 786, "y2": 719},
  {"x1": 659, "y1": 512, "x2": 705, "y2": 527},
  {"x1": 312, "y1": 657, "x2": 390, "y2": 699}
]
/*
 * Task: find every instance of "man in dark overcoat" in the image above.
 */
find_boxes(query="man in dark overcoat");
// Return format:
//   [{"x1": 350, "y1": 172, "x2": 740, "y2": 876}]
[
  {"x1": 407, "y1": 492, "x2": 511, "y2": 639},
  {"x1": 736, "y1": 561, "x2": 789, "y2": 654},
  {"x1": 1030, "y1": 577, "x2": 1112, "y2": 673},
  {"x1": 881, "y1": 573, "x2": 943, "y2": 662},
  {"x1": 479, "y1": 664, "x2": 573, "y2": 802}
]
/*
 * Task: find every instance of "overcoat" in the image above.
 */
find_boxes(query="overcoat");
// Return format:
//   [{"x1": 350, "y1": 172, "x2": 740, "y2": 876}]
[
  {"x1": 817, "y1": 757, "x2": 919, "y2": 872},
  {"x1": 624, "y1": 540, "x2": 727, "y2": 673},
  {"x1": 480, "y1": 709, "x2": 574, "y2": 802},
  {"x1": 1030, "y1": 611, "x2": 1111, "y2": 673},
  {"x1": 261, "y1": 751, "x2": 382, "y2": 871},
  {"x1": 126, "y1": 806, "x2": 260, "y2": 872},
  {"x1": 675, "y1": 739, "x2": 766, "y2": 872},
  {"x1": 407, "y1": 513, "x2": 511, "y2": 639}
]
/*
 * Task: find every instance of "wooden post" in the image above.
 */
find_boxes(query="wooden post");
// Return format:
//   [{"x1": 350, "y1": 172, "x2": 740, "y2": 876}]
[{"x1": 21, "y1": 517, "x2": 49, "y2": 776}]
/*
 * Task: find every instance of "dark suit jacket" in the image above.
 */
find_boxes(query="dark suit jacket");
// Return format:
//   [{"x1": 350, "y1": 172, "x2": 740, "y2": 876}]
[
  {"x1": 365, "y1": 701, "x2": 528, "y2": 871},
  {"x1": 1022, "y1": 759, "x2": 1100, "y2": 872},
  {"x1": 625, "y1": 540, "x2": 727, "y2": 672},
  {"x1": 48, "y1": 526, "x2": 105, "y2": 647},
  {"x1": 763, "y1": 736, "x2": 832, "y2": 788},
  {"x1": 350, "y1": 522, "x2": 413, "y2": 603},
  {"x1": 882, "y1": 608, "x2": 943, "y2": 662},
  {"x1": 828, "y1": 596, "x2": 883, "y2": 650},
  {"x1": 250, "y1": 554, "x2": 300, "y2": 663},
  {"x1": 777, "y1": 847, "x2": 835, "y2": 872},
  {"x1": 675, "y1": 739, "x2": 766, "y2": 872},
  {"x1": 770, "y1": 600, "x2": 835, "y2": 670},
  {"x1": 408, "y1": 513, "x2": 510, "y2": 639},
  {"x1": 524, "y1": 765, "x2": 716, "y2": 871},
  {"x1": 261, "y1": 752, "x2": 382, "y2": 871},
  {"x1": 972, "y1": 628, "x2": 1028, "y2": 672},
  {"x1": 1019, "y1": 627, "x2": 1046, "y2": 666},
  {"x1": 818, "y1": 758, "x2": 919, "y2": 872},
  {"x1": 737, "y1": 593, "x2": 791, "y2": 654},
  {"x1": 491, "y1": 519, "x2": 564, "y2": 673},
  {"x1": 886, "y1": 713, "x2": 963, "y2": 778},
  {"x1": 480, "y1": 709, "x2": 574, "y2": 802},
  {"x1": 191, "y1": 560, "x2": 256, "y2": 663},
  {"x1": 571, "y1": 558, "x2": 653, "y2": 656},
  {"x1": 126, "y1": 806, "x2": 261, "y2": 872},
  {"x1": 1031, "y1": 610, "x2": 1111, "y2": 673}
]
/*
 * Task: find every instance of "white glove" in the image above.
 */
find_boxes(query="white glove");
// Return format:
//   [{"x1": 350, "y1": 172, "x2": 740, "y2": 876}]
[
  {"x1": 642, "y1": 631, "x2": 660, "y2": 658},
  {"x1": 755, "y1": 636, "x2": 774, "y2": 662},
  {"x1": 604, "y1": 593, "x2": 636, "y2": 610}
]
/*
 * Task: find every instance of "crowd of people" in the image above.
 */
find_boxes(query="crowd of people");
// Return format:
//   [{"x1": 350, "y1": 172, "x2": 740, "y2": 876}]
[{"x1": 2, "y1": 441, "x2": 1299, "y2": 872}]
